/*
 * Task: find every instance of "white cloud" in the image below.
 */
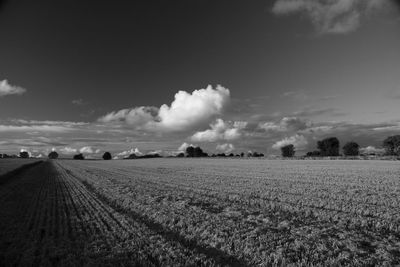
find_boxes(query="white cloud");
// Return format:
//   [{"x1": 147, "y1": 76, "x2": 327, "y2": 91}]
[
  {"x1": 272, "y1": 0, "x2": 389, "y2": 34},
  {"x1": 60, "y1": 147, "x2": 78, "y2": 155},
  {"x1": 272, "y1": 134, "x2": 308, "y2": 150},
  {"x1": 216, "y1": 143, "x2": 235, "y2": 153},
  {"x1": 360, "y1": 146, "x2": 385, "y2": 155},
  {"x1": 191, "y1": 118, "x2": 246, "y2": 142},
  {"x1": 79, "y1": 146, "x2": 100, "y2": 154},
  {"x1": 178, "y1": 142, "x2": 196, "y2": 152},
  {"x1": 0, "y1": 80, "x2": 26, "y2": 97},
  {"x1": 99, "y1": 106, "x2": 159, "y2": 127},
  {"x1": 147, "y1": 150, "x2": 162, "y2": 155},
  {"x1": 117, "y1": 148, "x2": 143, "y2": 157},
  {"x1": 259, "y1": 117, "x2": 309, "y2": 132},
  {"x1": 98, "y1": 85, "x2": 230, "y2": 132}
]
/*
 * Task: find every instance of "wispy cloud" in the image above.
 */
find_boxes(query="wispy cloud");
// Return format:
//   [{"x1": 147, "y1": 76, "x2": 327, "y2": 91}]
[
  {"x1": 0, "y1": 119, "x2": 89, "y2": 133},
  {"x1": 0, "y1": 125, "x2": 73, "y2": 133},
  {"x1": 272, "y1": 0, "x2": 390, "y2": 34},
  {"x1": 258, "y1": 117, "x2": 310, "y2": 132},
  {"x1": 281, "y1": 90, "x2": 308, "y2": 100},
  {"x1": 0, "y1": 80, "x2": 26, "y2": 97},
  {"x1": 72, "y1": 98, "x2": 86, "y2": 105},
  {"x1": 292, "y1": 106, "x2": 347, "y2": 117}
]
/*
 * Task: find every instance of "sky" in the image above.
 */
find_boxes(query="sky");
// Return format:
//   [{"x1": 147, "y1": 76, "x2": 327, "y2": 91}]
[{"x1": 0, "y1": 0, "x2": 400, "y2": 158}]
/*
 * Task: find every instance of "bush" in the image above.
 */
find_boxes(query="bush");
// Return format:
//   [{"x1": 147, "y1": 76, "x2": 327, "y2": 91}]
[
  {"x1": 176, "y1": 152, "x2": 185, "y2": 158},
  {"x1": 102, "y1": 152, "x2": 112, "y2": 160},
  {"x1": 73, "y1": 153, "x2": 85, "y2": 160},
  {"x1": 48, "y1": 151, "x2": 59, "y2": 159},
  {"x1": 281, "y1": 144, "x2": 295, "y2": 157}
]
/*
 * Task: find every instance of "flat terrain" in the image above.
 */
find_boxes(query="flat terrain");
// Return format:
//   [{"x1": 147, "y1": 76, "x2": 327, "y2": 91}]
[{"x1": 0, "y1": 158, "x2": 399, "y2": 266}]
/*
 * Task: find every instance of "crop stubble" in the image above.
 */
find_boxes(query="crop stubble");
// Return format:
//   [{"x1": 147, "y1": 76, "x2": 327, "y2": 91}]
[{"x1": 0, "y1": 158, "x2": 399, "y2": 266}]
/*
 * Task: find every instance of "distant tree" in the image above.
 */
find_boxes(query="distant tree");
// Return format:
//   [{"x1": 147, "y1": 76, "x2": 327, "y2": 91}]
[
  {"x1": 73, "y1": 153, "x2": 85, "y2": 160},
  {"x1": 240, "y1": 152, "x2": 244, "y2": 157},
  {"x1": 19, "y1": 151, "x2": 29, "y2": 158},
  {"x1": 217, "y1": 153, "x2": 226, "y2": 157},
  {"x1": 102, "y1": 152, "x2": 112, "y2": 160},
  {"x1": 342, "y1": 141, "x2": 359, "y2": 156},
  {"x1": 383, "y1": 135, "x2": 400, "y2": 156},
  {"x1": 228, "y1": 153, "x2": 234, "y2": 157},
  {"x1": 176, "y1": 152, "x2": 185, "y2": 158},
  {"x1": 186, "y1": 146, "x2": 195, "y2": 157},
  {"x1": 281, "y1": 144, "x2": 295, "y2": 158},
  {"x1": 48, "y1": 151, "x2": 59, "y2": 159},
  {"x1": 317, "y1": 137, "x2": 340, "y2": 156}
]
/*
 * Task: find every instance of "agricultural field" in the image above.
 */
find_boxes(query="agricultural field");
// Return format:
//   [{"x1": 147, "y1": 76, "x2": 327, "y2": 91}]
[
  {"x1": 0, "y1": 158, "x2": 41, "y2": 176},
  {"x1": 0, "y1": 158, "x2": 399, "y2": 266}
]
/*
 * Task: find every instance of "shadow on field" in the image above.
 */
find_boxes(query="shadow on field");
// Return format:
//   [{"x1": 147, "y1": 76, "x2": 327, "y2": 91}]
[
  {"x1": 80, "y1": 180, "x2": 249, "y2": 267},
  {"x1": 0, "y1": 161, "x2": 43, "y2": 186}
]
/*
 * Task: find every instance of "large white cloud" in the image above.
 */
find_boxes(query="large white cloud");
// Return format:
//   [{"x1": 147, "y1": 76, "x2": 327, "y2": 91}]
[
  {"x1": 272, "y1": 0, "x2": 389, "y2": 34},
  {"x1": 272, "y1": 134, "x2": 308, "y2": 150},
  {"x1": 0, "y1": 80, "x2": 26, "y2": 97},
  {"x1": 98, "y1": 85, "x2": 230, "y2": 132},
  {"x1": 191, "y1": 119, "x2": 247, "y2": 142}
]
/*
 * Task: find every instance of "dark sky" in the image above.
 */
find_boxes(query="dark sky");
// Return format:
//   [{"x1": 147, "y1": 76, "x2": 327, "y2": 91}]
[
  {"x1": 0, "y1": 0, "x2": 399, "y2": 157},
  {"x1": 1, "y1": 0, "x2": 280, "y2": 120}
]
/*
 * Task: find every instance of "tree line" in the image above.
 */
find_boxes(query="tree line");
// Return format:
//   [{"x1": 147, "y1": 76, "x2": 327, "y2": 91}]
[
  {"x1": 280, "y1": 135, "x2": 400, "y2": 158},
  {"x1": 2, "y1": 135, "x2": 399, "y2": 160}
]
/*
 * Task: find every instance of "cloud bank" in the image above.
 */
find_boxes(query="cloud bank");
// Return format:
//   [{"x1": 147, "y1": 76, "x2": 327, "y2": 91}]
[
  {"x1": 99, "y1": 85, "x2": 230, "y2": 132},
  {"x1": 272, "y1": 0, "x2": 390, "y2": 34},
  {"x1": 0, "y1": 80, "x2": 26, "y2": 97}
]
